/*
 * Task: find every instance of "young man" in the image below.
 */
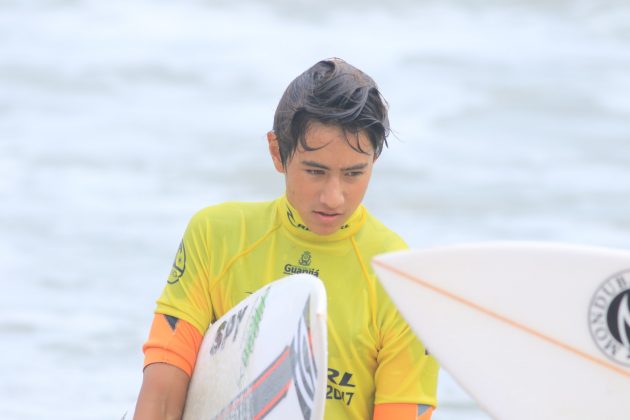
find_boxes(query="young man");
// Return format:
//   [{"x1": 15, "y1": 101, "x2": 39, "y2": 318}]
[{"x1": 134, "y1": 58, "x2": 438, "y2": 419}]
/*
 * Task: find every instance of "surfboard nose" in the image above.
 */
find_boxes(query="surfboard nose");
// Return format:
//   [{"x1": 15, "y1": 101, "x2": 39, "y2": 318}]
[{"x1": 372, "y1": 241, "x2": 630, "y2": 420}]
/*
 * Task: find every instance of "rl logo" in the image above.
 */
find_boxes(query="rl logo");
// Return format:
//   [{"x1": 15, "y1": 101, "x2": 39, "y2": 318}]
[{"x1": 327, "y1": 368, "x2": 356, "y2": 406}]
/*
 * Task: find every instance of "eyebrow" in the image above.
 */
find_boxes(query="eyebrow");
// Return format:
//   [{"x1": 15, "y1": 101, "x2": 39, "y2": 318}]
[{"x1": 301, "y1": 160, "x2": 369, "y2": 171}]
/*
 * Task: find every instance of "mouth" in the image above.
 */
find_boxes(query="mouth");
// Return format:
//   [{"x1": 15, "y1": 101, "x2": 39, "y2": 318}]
[{"x1": 313, "y1": 210, "x2": 343, "y2": 221}]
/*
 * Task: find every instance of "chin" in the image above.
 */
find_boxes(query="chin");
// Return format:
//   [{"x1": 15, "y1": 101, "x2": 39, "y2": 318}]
[{"x1": 312, "y1": 226, "x2": 340, "y2": 236}]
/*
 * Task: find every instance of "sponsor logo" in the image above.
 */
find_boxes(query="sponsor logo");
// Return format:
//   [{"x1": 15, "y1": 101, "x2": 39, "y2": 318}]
[
  {"x1": 588, "y1": 269, "x2": 630, "y2": 366},
  {"x1": 240, "y1": 287, "x2": 270, "y2": 375},
  {"x1": 210, "y1": 305, "x2": 250, "y2": 356},
  {"x1": 167, "y1": 240, "x2": 186, "y2": 284},
  {"x1": 299, "y1": 251, "x2": 312, "y2": 266},
  {"x1": 327, "y1": 368, "x2": 355, "y2": 406},
  {"x1": 284, "y1": 251, "x2": 320, "y2": 277},
  {"x1": 207, "y1": 286, "x2": 272, "y2": 390},
  {"x1": 287, "y1": 207, "x2": 310, "y2": 231},
  {"x1": 214, "y1": 297, "x2": 318, "y2": 420},
  {"x1": 286, "y1": 205, "x2": 350, "y2": 231}
]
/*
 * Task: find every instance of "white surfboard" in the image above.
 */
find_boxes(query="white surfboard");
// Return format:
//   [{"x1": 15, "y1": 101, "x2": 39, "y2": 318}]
[
  {"x1": 183, "y1": 274, "x2": 328, "y2": 420},
  {"x1": 372, "y1": 242, "x2": 630, "y2": 420}
]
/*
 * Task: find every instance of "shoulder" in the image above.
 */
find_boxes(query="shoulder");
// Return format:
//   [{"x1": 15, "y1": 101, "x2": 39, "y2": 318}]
[
  {"x1": 180, "y1": 199, "x2": 280, "y2": 261},
  {"x1": 188, "y1": 199, "x2": 277, "y2": 232},
  {"x1": 356, "y1": 209, "x2": 408, "y2": 253}
]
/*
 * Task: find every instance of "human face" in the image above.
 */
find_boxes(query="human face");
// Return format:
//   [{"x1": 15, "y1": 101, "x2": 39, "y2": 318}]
[{"x1": 268, "y1": 121, "x2": 376, "y2": 236}]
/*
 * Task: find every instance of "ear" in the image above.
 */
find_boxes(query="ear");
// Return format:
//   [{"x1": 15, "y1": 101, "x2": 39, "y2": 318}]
[{"x1": 267, "y1": 131, "x2": 285, "y2": 173}]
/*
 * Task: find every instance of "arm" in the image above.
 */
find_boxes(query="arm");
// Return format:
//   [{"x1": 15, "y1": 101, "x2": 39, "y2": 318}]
[
  {"x1": 134, "y1": 314, "x2": 203, "y2": 420},
  {"x1": 133, "y1": 363, "x2": 190, "y2": 420},
  {"x1": 134, "y1": 213, "x2": 210, "y2": 419},
  {"x1": 372, "y1": 280, "x2": 439, "y2": 419}
]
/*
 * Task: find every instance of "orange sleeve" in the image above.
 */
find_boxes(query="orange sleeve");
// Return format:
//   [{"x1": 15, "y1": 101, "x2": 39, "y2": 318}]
[
  {"x1": 373, "y1": 403, "x2": 434, "y2": 420},
  {"x1": 142, "y1": 313, "x2": 203, "y2": 377}
]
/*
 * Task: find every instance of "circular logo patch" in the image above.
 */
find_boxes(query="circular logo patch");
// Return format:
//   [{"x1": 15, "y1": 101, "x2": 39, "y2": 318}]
[
  {"x1": 588, "y1": 269, "x2": 630, "y2": 366},
  {"x1": 167, "y1": 241, "x2": 186, "y2": 284}
]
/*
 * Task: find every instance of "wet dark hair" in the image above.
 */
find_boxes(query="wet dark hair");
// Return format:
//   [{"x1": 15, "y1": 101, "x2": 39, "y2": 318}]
[{"x1": 272, "y1": 58, "x2": 390, "y2": 167}]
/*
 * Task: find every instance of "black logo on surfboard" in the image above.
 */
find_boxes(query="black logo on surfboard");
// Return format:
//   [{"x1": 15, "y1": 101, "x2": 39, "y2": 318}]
[
  {"x1": 212, "y1": 297, "x2": 319, "y2": 420},
  {"x1": 588, "y1": 269, "x2": 630, "y2": 366}
]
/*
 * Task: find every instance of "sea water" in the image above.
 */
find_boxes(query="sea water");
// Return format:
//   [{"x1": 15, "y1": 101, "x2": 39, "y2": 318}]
[{"x1": 1, "y1": 0, "x2": 629, "y2": 419}]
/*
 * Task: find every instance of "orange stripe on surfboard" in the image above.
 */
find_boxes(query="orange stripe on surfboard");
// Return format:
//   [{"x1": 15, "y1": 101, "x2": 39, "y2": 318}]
[
  {"x1": 254, "y1": 379, "x2": 292, "y2": 420},
  {"x1": 373, "y1": 258, "x2": 630, "y2": 380},
  {"x1": 221, "y1": 346, "x2": 291, "y2": 415}
]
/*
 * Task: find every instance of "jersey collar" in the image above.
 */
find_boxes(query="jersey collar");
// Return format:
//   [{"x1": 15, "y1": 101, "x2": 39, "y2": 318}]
[{"x1": 277, "y1": 196, "x2": 365, "y2": 242}]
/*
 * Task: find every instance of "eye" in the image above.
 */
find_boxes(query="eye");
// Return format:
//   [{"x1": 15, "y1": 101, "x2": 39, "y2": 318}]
[
  {"x1": 306, "y1": 169, "x2": 325, "y2": 175},
  {"x1": 345, "y1": 171, "x2": 364, "y2": 177}
]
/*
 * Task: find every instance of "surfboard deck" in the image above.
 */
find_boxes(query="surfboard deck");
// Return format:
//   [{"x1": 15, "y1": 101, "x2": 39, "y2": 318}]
[
  {"x1": 372, "y1": 242, "x2": 630, "y2": 420},
  {"x1": 182, "y1": 273, "x2": 328, "y2": 420}
]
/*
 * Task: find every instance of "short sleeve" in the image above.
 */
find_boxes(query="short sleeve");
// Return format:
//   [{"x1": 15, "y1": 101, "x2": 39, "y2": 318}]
[
  {"x1": 373, "y1": 281, "x2": 439, "y2": 407},
  {"x1": 154, "y1": 210, "x2": 214, "y2": 335}
]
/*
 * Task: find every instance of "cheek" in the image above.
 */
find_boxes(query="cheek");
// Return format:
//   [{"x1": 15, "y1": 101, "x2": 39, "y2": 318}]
[
  {"x1": 350, "y1": 177, "x2": 372, "y2": 201},
  {"x1": 285, "y1": 172, "x2": 309, "y2": 198},
  {"x1": 355, "y1": 181, "x2": 370, "y2": 198}
]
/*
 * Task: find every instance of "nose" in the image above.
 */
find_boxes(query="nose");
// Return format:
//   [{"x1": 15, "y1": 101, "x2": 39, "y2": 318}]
[{"x1": 320, "y1": 175, "x2": 344, "y2": 210}]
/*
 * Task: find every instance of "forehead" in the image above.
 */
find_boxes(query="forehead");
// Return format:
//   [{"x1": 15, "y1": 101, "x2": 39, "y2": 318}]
[{"x1": 301, "y1": 121, "x2": 374, "y2": 154}]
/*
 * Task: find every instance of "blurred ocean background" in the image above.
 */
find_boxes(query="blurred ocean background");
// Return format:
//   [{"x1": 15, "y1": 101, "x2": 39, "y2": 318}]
[{"x1": 1, "y1": 0, "x2": 629, "y2": 418}]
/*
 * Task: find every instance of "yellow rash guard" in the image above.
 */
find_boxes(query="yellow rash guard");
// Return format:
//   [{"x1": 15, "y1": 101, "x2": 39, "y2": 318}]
[{"x1": 151, "y1": 196, "x2": 439, "y2": 419}]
